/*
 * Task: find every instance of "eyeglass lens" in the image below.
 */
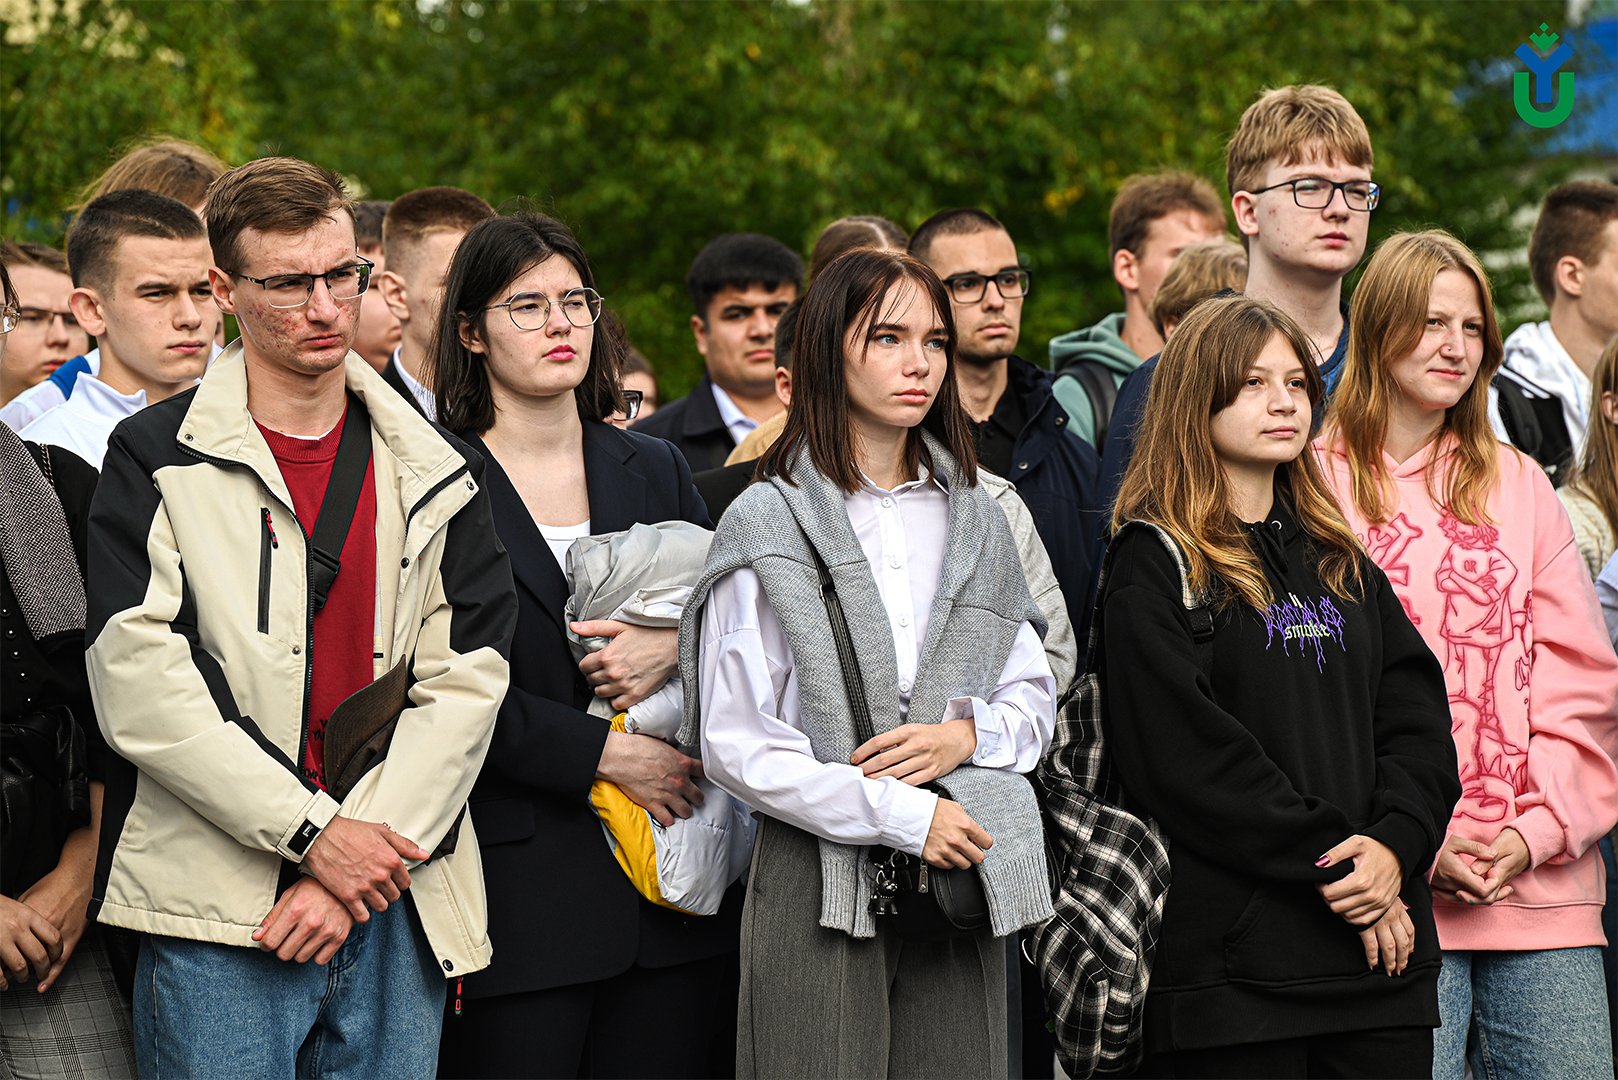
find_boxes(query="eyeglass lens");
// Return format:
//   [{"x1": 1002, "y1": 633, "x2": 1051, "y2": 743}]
[
  {"x1": 261, "y1": 263, "x2": 373, "y2": 309},
  {"x1": 1289, "y1": 179, "x2": 1379, "y2": 211}
]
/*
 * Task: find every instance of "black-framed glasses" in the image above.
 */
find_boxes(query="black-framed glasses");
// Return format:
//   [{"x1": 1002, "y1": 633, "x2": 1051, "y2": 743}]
[
  {"x1": 12, "y1": 307, "x2": 82, "y2": 333},
  {"x1": 1247, "y1": 177, "x2": 1381, "y2": 212},
  {"x1": 1, "y1": 304, "x2": 21, "y2": 334},
  {"x1": 618, "y1": 389, "x2": 644, "y2": 421},
  {"x1": 940, "y1": 268, "x2": 1032, "y2": 304},
  {"x1": 222, "y1": 257, "x2": 375, "y2": 309},
  {"x1": 485, "y1": 287, "x2": 605, "y2": 331}
]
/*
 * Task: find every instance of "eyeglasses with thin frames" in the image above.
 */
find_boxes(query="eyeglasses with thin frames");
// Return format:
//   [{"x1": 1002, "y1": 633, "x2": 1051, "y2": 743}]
[
  {"x1": 1, "y1": 304, "x2": 21, "y2": 335},
  {"x1": 939, "y1": 269, "x2": 1032, "y2": 305},
  {"x1": 11, "y1": 307, "x2": 82, "y2": 334},
  {"x1": 222, "y1": 257, "x2": 375, "y2": 309},
  {"x1": 483, "y1": 288, "x2": 605, "y2": 331},
  {"x1": 1246, "y1": 177, "x2": 1381, "y2": 212}
]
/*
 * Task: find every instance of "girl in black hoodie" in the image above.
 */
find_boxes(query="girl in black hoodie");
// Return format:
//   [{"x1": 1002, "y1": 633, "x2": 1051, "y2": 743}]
[{"x1": 1102, "y1": 295, "x2": 1460, "y2": 1078}]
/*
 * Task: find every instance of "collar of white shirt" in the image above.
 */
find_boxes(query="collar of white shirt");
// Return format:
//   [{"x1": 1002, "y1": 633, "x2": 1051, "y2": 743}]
[
  {"x1": 390, "y1": 348, "x2": 437, "y2": 419},
  {"x1": 708, "y1": 381, "x2": 760, "y2": 446}
]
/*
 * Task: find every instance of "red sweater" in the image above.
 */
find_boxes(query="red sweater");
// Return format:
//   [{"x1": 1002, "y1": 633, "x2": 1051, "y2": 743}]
[{"x1": 258, "y1": 408, "x2": 377, "y2": 790}]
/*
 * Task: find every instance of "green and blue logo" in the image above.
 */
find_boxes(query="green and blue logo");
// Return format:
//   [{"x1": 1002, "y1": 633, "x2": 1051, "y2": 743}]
[{"x1": 1514, "y1": 23, "x2": 1576, "y2": 128}]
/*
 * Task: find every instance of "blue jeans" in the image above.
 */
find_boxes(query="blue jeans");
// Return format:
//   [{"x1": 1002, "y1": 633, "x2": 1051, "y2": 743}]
[
  {"x1": 134, "y1": 900, "x2": 445, "y2": 1079},
  {"x1": 1435, "y1": 946, "x2": 1612, "y2": 1080}
]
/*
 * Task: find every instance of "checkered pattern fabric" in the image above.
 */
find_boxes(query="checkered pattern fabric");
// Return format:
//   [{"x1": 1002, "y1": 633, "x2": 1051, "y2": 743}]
[
  {"x1": 0, "y1": 932, "x2": 135, "y2": 1079},
  {"x1": 1030, "y1": 523, "x2": 1209, "y2": 1078}
]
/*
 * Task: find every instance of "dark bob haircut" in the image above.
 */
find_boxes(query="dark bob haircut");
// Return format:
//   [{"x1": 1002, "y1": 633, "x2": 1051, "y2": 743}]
[
  {"x1": 760, "y1": 248, "x2": 977, "y2": 494},
  {"x1": 430, "y1": 212, "x2": 624, "y2": 434}
]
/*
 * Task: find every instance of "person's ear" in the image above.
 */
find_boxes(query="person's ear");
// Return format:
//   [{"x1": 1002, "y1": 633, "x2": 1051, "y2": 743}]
[
  {"x1": 690, "y1": 313, "x2": 709, "y2": 359},
  {"x1": 1600, "y1": 389, "x2": 1618, "y2": 427},
  {"x1": 1554, "y1": 255, "x2": 1585, "y2": 301},
  {"x1": 1231, "y1": 191, "x2": 1261, "y2": 242},
  {"x1": 209, "y1": 267, "x2": 238, "y2": 316},
  {"x1": 775, "y1": 366, "x2": 792, "y2": 408},
  {"x1": 457, "y1": 315, "x2": 486, "y2": 355},
  {"x1": 69, "y1": 286, "x2": 110, "y2": 339},
  {"x1": 1113, "y1": 248, "x2": 1140, "y2": 294},
  {"x1": 379, "y1": 269, "x2": 409, "y2": 321}
]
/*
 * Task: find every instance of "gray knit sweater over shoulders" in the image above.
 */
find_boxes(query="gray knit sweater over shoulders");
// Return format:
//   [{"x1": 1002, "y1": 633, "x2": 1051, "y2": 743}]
[{"x1": 678, "y1": 433, "x2": 1054, "y2": 938}]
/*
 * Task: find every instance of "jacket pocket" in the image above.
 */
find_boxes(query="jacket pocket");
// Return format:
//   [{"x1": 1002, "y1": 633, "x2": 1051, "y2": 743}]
[
  {"x1": 258, "y1": 507, "x2": 277, "y2": 635},
  {"x1": 1223, "y1": 881, "x2": 1372, "y2": 986},
  {"x1": 471, "y1": 798, "x2": 535, "y2": 846}
]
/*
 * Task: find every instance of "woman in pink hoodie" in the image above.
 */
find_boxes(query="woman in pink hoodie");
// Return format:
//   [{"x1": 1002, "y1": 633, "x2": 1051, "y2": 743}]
[{"x1": 1317, "y1": 229, "x2": 1618, "y2": 1079}]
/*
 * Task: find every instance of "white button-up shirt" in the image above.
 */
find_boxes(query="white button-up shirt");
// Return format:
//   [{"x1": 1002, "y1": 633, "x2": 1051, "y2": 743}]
[{"x1": 698, "y1": 470, "x2": 1056, "y2": 857}]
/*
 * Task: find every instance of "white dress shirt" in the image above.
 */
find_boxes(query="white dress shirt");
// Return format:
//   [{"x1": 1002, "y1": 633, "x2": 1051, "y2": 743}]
[
  {"x1": 390, "y1": 349, "x2": 437, "y2": 420},
  {"x1": 709, "y1": 382, "x2": 760, "y2": 447},
  {"x1": 698, "y1": 470, "x2": 1056, "y2": 857}
]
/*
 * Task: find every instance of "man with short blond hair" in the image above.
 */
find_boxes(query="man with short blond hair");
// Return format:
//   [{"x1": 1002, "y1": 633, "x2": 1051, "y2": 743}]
[
  {"x1": 377, "y1": 186, "x2": 494, "y2": 416},
  {"x1": 87, "y1": 155, "x2": 516, "y2": 1077}
]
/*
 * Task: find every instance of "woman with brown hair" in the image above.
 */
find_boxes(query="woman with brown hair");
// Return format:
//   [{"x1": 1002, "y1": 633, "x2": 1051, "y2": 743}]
[
  {"x1": 1317, "y1": 229, "x2": 1618, "y2": 1080},
  {"x1": 1101, "y1": 293, "x2": 1459, "y2": 1077},
  {"x1": 682, "y1": 247, "x2": 1057, "y2": 1078}
]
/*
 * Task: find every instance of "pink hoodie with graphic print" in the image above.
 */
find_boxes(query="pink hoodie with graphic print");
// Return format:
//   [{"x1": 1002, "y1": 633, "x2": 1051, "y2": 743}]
[{"x1": 1317, "y1": 436, "x2": 1618, "y2": 951}]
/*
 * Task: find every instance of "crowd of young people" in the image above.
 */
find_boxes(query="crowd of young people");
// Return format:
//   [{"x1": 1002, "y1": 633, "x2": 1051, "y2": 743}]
[{"x1": 2, "y1": 81, "x2": 1615, "y2": 1080}]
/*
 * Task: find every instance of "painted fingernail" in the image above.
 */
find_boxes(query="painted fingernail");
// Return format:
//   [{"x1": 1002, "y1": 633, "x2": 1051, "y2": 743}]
[
  {"x1": 1315, "y1": 855, "x2": 1331, "y2": 867},
  {"x1": 1400, "y1": 900, "x2": 1409, "y2": 910}
]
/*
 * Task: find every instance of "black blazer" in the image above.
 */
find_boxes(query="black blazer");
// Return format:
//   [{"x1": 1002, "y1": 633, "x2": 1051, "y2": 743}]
[
  {"x1": 628, "y1": 373, "x2": 736, "y2": 473},
  {"x1": 692, "y1": 458, "x2": 759, "y2": 523},
  {"x1": 459, "y1": 421, "x2": 739, "y2": 1000}
]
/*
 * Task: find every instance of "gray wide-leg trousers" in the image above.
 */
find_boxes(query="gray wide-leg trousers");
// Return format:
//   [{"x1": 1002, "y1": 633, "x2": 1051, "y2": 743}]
[{"x1": 737, "y1": 815, "x2": 1008, "y2": 1080}]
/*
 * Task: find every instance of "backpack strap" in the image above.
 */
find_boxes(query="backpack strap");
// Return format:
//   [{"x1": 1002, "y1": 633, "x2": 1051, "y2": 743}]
[
  {"x1": 1492, "y1": 368, "x2": 1574, "y2": 485},
  {"x1": 1064, "y1": 361, "x2": 1119, "y2": 448},
  {"x1": 307, "y1": 393, "x2": 373, "y2": 614},
  {"x1": 1083, "y1": 521, "x2": 1213, "y2": 679}
]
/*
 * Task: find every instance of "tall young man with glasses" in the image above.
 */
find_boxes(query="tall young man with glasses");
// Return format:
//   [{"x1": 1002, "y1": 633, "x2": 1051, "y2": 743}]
[
  {"x1": 84, "y1": 156, "x2": 516, "y2": 1078},
  {"x1": 0, "y1": 241, "x2": 90, "y2": 411},
  {"x1": 1100, "y1": 84, "x2": 1378, "y2": 512},
  {"x1": 20, "y1": 191, "x2": 219, "y2": 468},
  {"x1": 911, "y1": 207, "x2": 1102, "y2": 1080}
]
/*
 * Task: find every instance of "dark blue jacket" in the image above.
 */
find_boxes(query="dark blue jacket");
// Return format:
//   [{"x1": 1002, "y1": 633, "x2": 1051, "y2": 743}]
[{"x1": 999, "y1": 355, "x2": 1104, "y2": 638}]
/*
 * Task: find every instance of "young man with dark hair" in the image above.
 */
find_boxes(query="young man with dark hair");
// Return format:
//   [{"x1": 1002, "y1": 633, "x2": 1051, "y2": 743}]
[
  {"x1": 0, "y1": 241, "x2": 90, "y2": 414},
  {"x1": 21, "y1": 191, "x2": 219, "y2": 467},
  {"x1": 377, "y1": 186, "x2": 494, "y2": 416},
  {"x1": 1492, "y1": 180, "x2": 1618, "y2": 485},
  {"x1": 1048, "y1": 171, "x2": 1226, "y2": 448},
  {"x1": 85, "y1": 156, "x2": 516, "y2": 1077},
  {"x1": 350, "y1": 199, "x2": 400, "y2": 375},
  {"x1": 631, "y1": 232, "x2": 802, "y2": 472}
]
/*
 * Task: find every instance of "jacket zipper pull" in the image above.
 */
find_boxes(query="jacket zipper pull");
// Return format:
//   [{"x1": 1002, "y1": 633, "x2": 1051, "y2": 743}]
[
  {"x1": 262, "y1": 507, "x2": 279, "y2": 548},
  {"x1": 918, "y1": 863, "x2": 929, "y2": 894},
  {"x1": 453, "y1": 976, "x2": 464, "y2": 1017}
]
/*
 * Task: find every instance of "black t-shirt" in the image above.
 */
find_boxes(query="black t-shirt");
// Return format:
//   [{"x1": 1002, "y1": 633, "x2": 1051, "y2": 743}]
[{"x1": 970, "y1": 381, "x2": 1026, "y2": 477}]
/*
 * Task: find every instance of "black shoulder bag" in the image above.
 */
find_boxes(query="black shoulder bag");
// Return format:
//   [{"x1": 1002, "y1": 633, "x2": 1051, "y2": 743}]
[{"x1": 808, "y1": 544, "x2": 990, "y2": 941}]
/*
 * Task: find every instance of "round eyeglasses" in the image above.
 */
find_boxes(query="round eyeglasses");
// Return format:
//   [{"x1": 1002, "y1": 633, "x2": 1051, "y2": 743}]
[
  {"x1": 484, "y1": 288, "x2": 605, "y2": 331},
  {"x1": 939, "y1": 269, "x2": 1032, "y2": 305},
  {"x1": 1247, "y1": 178, "x2": 1381, "y2": 212},
  {"x1": 222, "y1": 257, "x2": 375, "y2": 309}
]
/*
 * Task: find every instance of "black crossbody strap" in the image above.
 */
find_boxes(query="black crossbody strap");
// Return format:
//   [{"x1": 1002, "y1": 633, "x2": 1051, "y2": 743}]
[
  {"x1": 308, "y1": 393, "x2": 373, "y2": 614},
  {"x1": 808, "y1": 544, "x2": 877, "y2": 747}
]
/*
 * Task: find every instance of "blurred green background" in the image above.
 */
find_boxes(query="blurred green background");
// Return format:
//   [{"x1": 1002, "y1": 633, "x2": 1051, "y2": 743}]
[{"x1": 3, "y1": 0, "x2": 1607, "y2": 398}]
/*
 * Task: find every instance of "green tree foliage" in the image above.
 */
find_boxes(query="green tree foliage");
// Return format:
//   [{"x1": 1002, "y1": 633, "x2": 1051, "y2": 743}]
[{"x1": 3, "y1": 0, "x2": 1571, "y2": 396}]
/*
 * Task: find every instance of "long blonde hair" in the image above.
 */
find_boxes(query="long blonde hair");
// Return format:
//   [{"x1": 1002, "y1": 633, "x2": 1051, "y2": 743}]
[
  {"x1": 1323, "y1": 230, "x2": 1504, "y2": 525},
  {"x1": 1113, "y1": 294, "x2": 1364, "y2": 611},
  {"x1": 1565, "y1": 337, "x2": 1618, "y2": 542}
]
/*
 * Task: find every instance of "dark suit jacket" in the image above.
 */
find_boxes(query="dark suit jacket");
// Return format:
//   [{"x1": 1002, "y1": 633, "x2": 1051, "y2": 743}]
[
  {"x1": 458, "y1": 421, "x2": 739, "y2": 1000},
  {"x1": 382, "y1": 354, "x2": 429, "y2": 418},
  {"x1": 692, "y1": 458, "x2": 759, "y2": 523},
  {"x1": 629, "y1": 373, "x2": 736, "y2": 473}
]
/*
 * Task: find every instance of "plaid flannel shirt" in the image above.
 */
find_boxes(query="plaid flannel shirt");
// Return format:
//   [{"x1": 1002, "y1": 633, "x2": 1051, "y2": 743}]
[{"x1": 1030, "y1": 523, "x2": 1211, "y2": 1078}]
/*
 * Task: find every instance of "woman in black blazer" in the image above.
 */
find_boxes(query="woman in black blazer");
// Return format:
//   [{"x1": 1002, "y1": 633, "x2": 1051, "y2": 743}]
[{"x1": 430, "y1": 213, "x2": 741, "y2": 1079}]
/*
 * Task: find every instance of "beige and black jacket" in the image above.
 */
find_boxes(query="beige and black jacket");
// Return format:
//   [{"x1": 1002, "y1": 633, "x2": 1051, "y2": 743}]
[{"x1": 84, "y1": 345, "x2": 517, "y2": 978}]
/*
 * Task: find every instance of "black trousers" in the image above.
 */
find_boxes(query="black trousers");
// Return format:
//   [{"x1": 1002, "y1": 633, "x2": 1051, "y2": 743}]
[
  {"x1": 1134, "y1": 1025, "x2": 1434, "y2": 1079},
  {"x1": 438, "y1": 952, "x2": 738, "y2": 1079}
]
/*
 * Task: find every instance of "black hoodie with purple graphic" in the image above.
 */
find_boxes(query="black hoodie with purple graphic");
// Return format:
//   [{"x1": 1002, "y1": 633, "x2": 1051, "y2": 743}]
[{"x1": 1099, "y1": 491, "x2": 1461, "y2": 1054}]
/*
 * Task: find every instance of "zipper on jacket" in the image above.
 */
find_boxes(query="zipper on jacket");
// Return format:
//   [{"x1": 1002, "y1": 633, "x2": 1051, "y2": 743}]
[{"x1": 259, "y1": 507, "x2": 278, "y2": 634}]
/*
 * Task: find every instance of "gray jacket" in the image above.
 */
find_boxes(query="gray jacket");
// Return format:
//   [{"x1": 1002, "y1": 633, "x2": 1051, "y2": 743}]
[{"x1": 679, "y1": 434, "x2": 1054, "y2": 938}]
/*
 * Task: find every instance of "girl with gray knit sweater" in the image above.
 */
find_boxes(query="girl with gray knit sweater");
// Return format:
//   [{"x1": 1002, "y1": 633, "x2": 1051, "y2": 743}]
[{"x1": 678, "y1": 248, "x2": 1057, "y2": 1079}]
